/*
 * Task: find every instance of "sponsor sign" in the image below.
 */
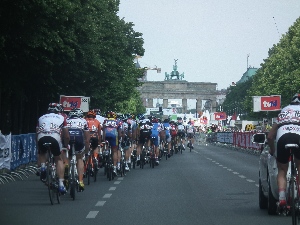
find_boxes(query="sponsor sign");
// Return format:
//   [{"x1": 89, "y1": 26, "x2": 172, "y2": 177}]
[
  {"x1": 252, "y1": 95, "x2": 281, "y2": 112},
  {"x1": 60, "y1": 95, "x2": 90, "y2": 112},
  {"x1": 214, "y1": 112, "x2": 227, "y2": 121}
]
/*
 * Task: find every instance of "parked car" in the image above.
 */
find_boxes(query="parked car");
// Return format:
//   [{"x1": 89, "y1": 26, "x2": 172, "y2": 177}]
[{"x1": 252, "y1": 133, "x2": 292, "y2": 215}]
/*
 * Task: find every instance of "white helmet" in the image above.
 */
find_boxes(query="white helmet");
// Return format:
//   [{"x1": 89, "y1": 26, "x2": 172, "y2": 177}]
[{"x1": 291, "y1": 93, "x2": 300, "y2": 104}]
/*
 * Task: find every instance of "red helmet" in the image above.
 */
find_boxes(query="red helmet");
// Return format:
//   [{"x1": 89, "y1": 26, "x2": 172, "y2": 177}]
[{"x1": 87, "y1": 110, "x2": 96, "y2": 118}]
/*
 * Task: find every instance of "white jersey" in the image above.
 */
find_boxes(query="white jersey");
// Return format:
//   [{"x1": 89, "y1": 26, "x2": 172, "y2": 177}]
[
  {"x1": 37, "y1": 113, "x2": 66, "y2": 134},
  {"x1": 186, "y1": 124, "x2": 194, "y2": 133},
  {"x1": 96, "y1": 115, "x2": 106, "y2": 124},
  {"x1": 276, "y1": 104, "x2": 300, "y2": 141},
  {"x1": 67, "y1": 117, "x2": 88, "y2": 130}
]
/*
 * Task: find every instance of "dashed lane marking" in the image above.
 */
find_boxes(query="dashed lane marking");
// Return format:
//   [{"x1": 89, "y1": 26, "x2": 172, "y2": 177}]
[
  {"x1": 114, "y1": 181, "x2": 121, "y2": 184},
  {"x1": 86, "y1": 211, "x2": 99, "y2": 218},
  {"x1": 95, "y1": 201, "x2": 106, "y2": 206},
  {"x1": 239, "y1": 175, "x2": 246, "y2": 179},
  {"x1": 117, "y1": 177, "x2": 124, "y2": 181},
  {"x1": 246, "y1": 179, "x2": 256, "y2": 183},
  {"x1": 109, "y1": 187, "x2": 116, "y2": 191},
  {"x1": 103, "y1": 194, "x2": 112, "y2": 198},
  {"x1": 233, "y1": 172, "x2": 239, "y2": 175}
]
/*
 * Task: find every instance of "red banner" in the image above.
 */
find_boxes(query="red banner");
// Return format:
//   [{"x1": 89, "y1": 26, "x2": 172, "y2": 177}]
[
  {"x1": 214, "y1": 112, "x2": 227, "y2": 120},
  {"x1": 60, "y1": 97, "x2": 81, "y2": 111},
  {"x1": 260, "y1": 96, "x2": 281, "y2": 111}
]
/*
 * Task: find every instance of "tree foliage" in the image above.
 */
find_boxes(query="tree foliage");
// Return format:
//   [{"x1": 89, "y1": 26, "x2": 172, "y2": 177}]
[
  {"x1": 0, "y1": 0, "x2": 145, "y2": 134},
  {"x1": 223, "y1": 17, "x2": 300, "y2": 121}
]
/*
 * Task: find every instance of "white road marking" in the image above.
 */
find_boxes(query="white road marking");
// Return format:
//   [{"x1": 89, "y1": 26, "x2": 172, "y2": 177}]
[
  {"x1": 103, "y1": 194, "x2": 112, "y2": 198},
  {"x1": 239, "y1": 175, "x2": 246, "y2": 179},
  {"x1": 86, "y1": 211, "x2": 99, "y2": 218},
  {"x1": 246, "y1": 179, "x2": 256, "y2": 183},
  {"x1": 255, "y1": 184, "x2": 259, "y2": 187},
  {"x1": 223, "y1": 167, "x2": 227, "y2": 169},
  {"x1": 219, "y1": 165, "x2": 223, "y2": 166},
  {"x1": 227, "y1": 169, "x2": 233, "y2": 171},
  {"x1": 233, "y1": 172, "x2": 239, "y2": 175},
  {"x1": 117, "y1": 177, "x2": 124, "y2": 181},
  {"x1": 114, "y1": 181, "x2": 121, "y2": 184},
  {"x1": 109, "y1": 187, "x2": 116, "y2": 191},
  {"x1": 95, "y1": 201, "x2": 106, "y2": 206}
]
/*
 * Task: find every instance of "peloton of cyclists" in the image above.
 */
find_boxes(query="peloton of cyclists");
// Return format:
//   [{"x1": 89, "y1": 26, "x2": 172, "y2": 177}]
[{"x1": 149, "y1": 116, "x2": 163, "y2": 165}]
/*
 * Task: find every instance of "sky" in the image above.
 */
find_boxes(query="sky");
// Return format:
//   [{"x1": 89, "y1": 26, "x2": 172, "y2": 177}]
[{"x1": 118, "y1": 0, "x2": 300, "y2": 91}]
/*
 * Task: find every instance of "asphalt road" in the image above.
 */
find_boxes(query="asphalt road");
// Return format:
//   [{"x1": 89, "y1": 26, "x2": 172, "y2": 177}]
[{"x1": 0, "y1": 141, "x2": 291, "y2": 225}]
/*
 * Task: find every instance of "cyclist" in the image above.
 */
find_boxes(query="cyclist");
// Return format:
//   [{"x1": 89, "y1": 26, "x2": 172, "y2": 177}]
[
  {"x1": 85, "y1": 110, "x2": 102, "y2": 170},
  {"x1": 268, "y1": 93, "x2": 300, "y2": 207},
  {"x1": 162, "y1": 118, "x2": 172, "y2": 157},
  {"x1": 149, "y1": 116, "x2": 163, "y2": 165},
  {"x1": 36, "y1": 103, "x2": 70, "y2": 194},
  {"x1": 169, "y1": 120, "x2": 178, "y2": 152},
  {"x1": 136, "y1": 114, "x2": 153, "y2": 166},
  {"x1": 119, "y1": 114, "x2": 131, "y2": 171},
  {"x1": 66, "y1": 108, "x2": 90, "y2": 192},
  {"x1": 186, "y1": 120, "x2": 195, "y2": 149},
  {"x1": 176, "y1": 117, "x2": 186, "y2": 150},
  {"x1": 103, "y1": 111, "x2": 121, "y2": 175},
  {"x1": 127, "y1": 114, "x2": 137, "y2": 168}
]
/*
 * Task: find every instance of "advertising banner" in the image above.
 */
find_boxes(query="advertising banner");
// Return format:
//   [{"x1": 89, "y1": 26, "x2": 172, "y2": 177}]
[
  {"x1": 252, "y1": 95, "x2": 281, "y2": 112},
  {"x1": 214, "y1": 112, "x2": 227, "y2": 120},
  {"x1": 60, "y1": 95, "x2": 90, "y2": 112},
  {"x1": 0, "y1": 133, "x2": 11, "y2": 170}
]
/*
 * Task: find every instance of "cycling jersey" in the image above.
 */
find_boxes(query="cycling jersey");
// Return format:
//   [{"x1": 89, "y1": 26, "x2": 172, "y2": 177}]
[
  {"x1": 275, "y1": 104, "x2": 300, "y2": 164},
  {"x1": 67, "y1": 117, "x2": 89, "y2": 153},
  {"x1": 85, "y1": 118, "x2": 101, "y2": 148},
  {"x1": 151, "y1": 122, "x2": 163, "y2": 146},
  {"x1": 139, "y1": 119, "x2": 153, "y2": 137},
  {"x1": 103, "y1": 118, "x2": 119, "y2": 147},
  {"x1": 37, "y1": 113, "x2": 67, "y2": 156}
]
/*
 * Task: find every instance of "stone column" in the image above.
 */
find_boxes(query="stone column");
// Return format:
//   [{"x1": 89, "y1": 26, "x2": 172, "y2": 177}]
[
  {"x1": 163, "y1": 99, "x2": 168, "y2": 108},
  {"x1": 196, "y1": 98, "x2": 202, "y2": 113},
  {"x1": 182, "y1": 98, "x2": 187, "y2": 113},
  {"x1": 147, "y1": 98, "x2": 153, "y2": 108},
  {"x1": 211, "y1": 99, "x2": 217, "y2": 113},
  {"x1": 142, "y1": 98, "x2": 147, "y2": 107}
]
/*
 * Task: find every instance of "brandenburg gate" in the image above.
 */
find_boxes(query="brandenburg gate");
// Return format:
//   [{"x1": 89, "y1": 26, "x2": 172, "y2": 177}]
[{"x1": 137, "y1": 60, "x2": 218, "y2": 113}]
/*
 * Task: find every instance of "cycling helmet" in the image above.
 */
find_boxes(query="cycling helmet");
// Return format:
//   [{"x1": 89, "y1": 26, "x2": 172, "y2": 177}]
[
  {"x1": 177, "y1": 117, "x2": 182, "y2": 120},
  {"x1": 87, "y1": 110, "x2": 96, "y2": 118},
  {"x1": 94, "y1": 109, "x2": 101, "y2": 115},
  {"x1": 163, "y1": 118, "x2": 170, "y2": 123},
  {"x1": 48, "y1": 103, "x2": 61, "y2": 113},
  {"x1": 291, "y1": 93, "x2": 300, "y2": 104},
  {"x1": 69, "y1": 108, "x2": 83, "y2": 118},
  {"x1": 107, "y1": 111, "x2": 116, "y2": 119},
  {"x1": 151, "y1": 116, "x2": 158, "y2": 123},
  {"x1": 138, "y1": 114, "x2": 145, "y2": 120}
]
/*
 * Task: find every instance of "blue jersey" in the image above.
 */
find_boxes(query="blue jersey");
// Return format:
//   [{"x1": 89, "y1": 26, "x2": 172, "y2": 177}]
[{"x1": 163, "y1": 123, "x2": 170, "y2": 136}]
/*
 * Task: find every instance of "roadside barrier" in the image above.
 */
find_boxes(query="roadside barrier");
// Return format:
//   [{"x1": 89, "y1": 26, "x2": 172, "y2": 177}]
[{"x1": 0, "y1": 132, "x2": 37, "y2": 184}]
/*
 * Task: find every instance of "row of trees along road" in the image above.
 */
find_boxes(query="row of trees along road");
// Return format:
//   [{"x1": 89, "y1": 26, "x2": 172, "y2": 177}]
[
  {"x1": 223, "y1": 17, "x2": 300, "y2": 121},
  {"x1": 0, "y1": 0, "x2": 146, "y2": 134}
]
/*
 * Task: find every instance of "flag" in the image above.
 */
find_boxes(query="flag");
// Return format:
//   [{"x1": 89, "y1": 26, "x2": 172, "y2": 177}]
[{"x1": 231, "y1": 113, "x2": 237, "y2": 121}]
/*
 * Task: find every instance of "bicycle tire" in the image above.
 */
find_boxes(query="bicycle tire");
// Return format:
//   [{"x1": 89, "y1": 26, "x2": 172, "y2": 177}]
[
  {"x1": 87, "y1": 163, "x2": 91, "y2": 185},
  {"x1": 70, "y1": 163, "x2": 76, "y2": 200},
  {"x1": 56, "y1": 177, "x2": 60, "y2": 204},
  {"x1": 292, "y1": 177, "x2": 297, "y2": 225},
  {"x1": 47, "y1": 164, "x2": 54, "y2": 205},
  {"x1": 93, "y1": 158, "x2": 98, "y2": 182}
]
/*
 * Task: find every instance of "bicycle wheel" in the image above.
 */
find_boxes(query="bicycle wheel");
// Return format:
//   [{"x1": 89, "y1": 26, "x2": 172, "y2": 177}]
[
  {"x1": 291, "y1": 176, "x2": 299, "y2": 225},
  {"x1": 47, "y1": 164, "x2": 54, "y2": 205},
  {"x1": 87, "y1": 163, "x2": 91, "y2": 185},
  {"x1": 93, "y1": 158, "x2": 98, "y2": 182},
  {"x1": 70, "y1": 163, "x2": 76, "y2": 200},
  {"x1": 56, "y1": 177, "x2": 60, "y2": 204}
]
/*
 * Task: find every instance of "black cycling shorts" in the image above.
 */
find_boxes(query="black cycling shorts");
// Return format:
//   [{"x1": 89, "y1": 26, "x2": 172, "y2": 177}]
[
  {"x1": 277, "y1": 133, "x2": 300, "y2": 164},
  {"x1": 38, "y1": 136, "x2": 60, "y2": 156}
]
